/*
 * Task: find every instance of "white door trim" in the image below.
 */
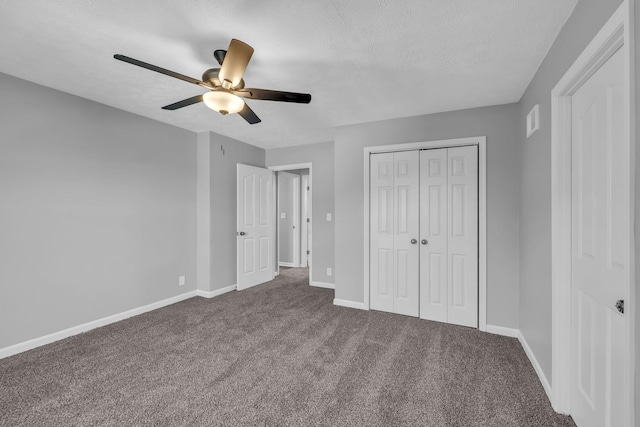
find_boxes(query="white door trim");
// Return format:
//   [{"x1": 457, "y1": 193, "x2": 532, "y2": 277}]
[
  {"x1": 363, "y1": 136, "x2": 487, "y2": 331},
  {"x1": 269, "y1": 163, "x2": 313, "y2": 285},
  {"x1": 550, "y1": 0, "x2": 635, "y2": 419},
  {"x1": 301, "y1": 175, "x2": 310, "y2": 267}
]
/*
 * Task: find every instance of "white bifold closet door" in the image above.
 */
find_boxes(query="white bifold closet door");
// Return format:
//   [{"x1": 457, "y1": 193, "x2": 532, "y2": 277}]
[
  {"x1": 420, "y1": 146, "x2": 478, "y2": 327},
  {"x1": 370, "y1": 146, "x2": 478, "y2": 327},
  {"x1": 370, "y1": 150, "x2": 420, "y2": 317}
]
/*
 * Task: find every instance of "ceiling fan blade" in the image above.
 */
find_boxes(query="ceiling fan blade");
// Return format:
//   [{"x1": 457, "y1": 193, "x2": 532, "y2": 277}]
[
  {"x1": 114, "y1": 54, "x2": 210, "y2": 88},
  {"x1": 161, "y1": 94, "x2": 204, "y2": 110},
  {"x1": 233, "y1": 88, "x2": 311, "y2": 104},
  {"x1": 237, "y1": 103, "x2": 261, "y2": 124},
  {"x1": 218, "y1": 39, "x2": 254, "y2": 88}
]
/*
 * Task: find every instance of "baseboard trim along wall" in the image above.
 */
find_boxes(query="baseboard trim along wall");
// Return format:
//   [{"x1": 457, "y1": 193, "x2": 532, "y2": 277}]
[
  {"x1": 0, "y1": 290, "x2": 198, "y2": 360},
  {"x1": 485, "y1": 324, "x2": 519, "y2": 338},
  {"x1": 279, "y1": 262, "x2": 295, "y2": 268},
  {"x1": 333, "y1": 298, "x2": 367, "y2": 310},
  {"x1": 486, "y1": 324, "x2": 552, "y2": 403},
  {"x1": 196, "y1": 284, "x2": 237, "y2": 298},
  {"x1": 311, "y1": 281, "x2": 335, "y2": 289},
  {"x1": 517, "y1": 330, "x2": 552, "y2": 403}
]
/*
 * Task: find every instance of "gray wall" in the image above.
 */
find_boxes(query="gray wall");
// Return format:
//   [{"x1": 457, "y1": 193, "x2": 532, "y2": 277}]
[
  {"x1": 209, "y1": 132, "x2": 265, "y2": 291},
  {"x1": 517, "y1": 0, "x2": 624, "y2": 384},
  {"x1": 0, "y1": 72, "x2": 197, "y2": 349},
  {"x1": 333, "y1": 104, "x2": 520, "y2": 328},
  {"x1": 266, "y1": 141, "x2": 335, "y2": 284},
  {"x1": 277, "y1": 172, "x2": 296, "y2": 264}
]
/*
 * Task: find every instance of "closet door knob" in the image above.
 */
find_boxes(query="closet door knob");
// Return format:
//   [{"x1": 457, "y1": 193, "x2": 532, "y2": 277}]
[
  {"x1": 421, "y1": 239, "x2": 428, "y2": 245},
  {"x1": 411, "y1": 239, "x2": 417, "y2": 244}
]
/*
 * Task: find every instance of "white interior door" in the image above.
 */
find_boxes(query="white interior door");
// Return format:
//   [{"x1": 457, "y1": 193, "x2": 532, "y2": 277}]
[
  {"x1": 370, "y1": 151, "x2": 419, "y2": 317},
  {"x1": 570, "y1": 47, "x2": 628, "y2": 427},
  {"x1": 446, "y1": 146, "x2": 478, "y2": 328},
  {"x1": 419, "y1": 149, "x2": 448, "y2": 322},
  {"x1": 237, "y1": 164, "x2": 275, "y2": 290}
]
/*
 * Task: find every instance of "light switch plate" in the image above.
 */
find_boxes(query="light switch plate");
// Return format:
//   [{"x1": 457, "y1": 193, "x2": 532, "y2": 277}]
[{"x1": 326, "y1": 213, "x2": 332, "y2": 221}]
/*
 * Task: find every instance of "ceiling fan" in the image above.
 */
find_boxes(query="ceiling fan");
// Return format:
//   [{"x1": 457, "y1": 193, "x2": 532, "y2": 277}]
[{"x1": 114, "y1": 39, "x2": 311, "y2": 124}]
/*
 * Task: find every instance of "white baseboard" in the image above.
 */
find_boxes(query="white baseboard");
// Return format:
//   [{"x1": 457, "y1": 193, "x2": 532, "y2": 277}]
[
  {"x1": 279, "y1": 262, "x2": 295, "y2": 267},
  {"x1": 517, "y1": 330, "x2": 553, "y2": 403},
  {"x1": 0, "y1": 290, "x2": 198, "y2": 360},
  {"x1": 311, "y1": 281, "x2": 335, "y2": 289},
  {"x1": 196, "y1": 284, "x2": 237, "y2": 298},
  {"x1": 486, "y1": 324, "x2": 519, "y2": 338},
  {"x1": 333, "y1": 298, "x2": 367, "y2": 310}
]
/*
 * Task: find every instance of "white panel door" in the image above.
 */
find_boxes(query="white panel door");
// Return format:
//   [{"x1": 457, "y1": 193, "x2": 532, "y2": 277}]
[
  {"x1": 237, "y1": 164, "x2": 275, "y2": 290},
  {"x1": 393, "y1": 151, "x2": 420, "y2": 317},
  {"x1": 419, "y1": 149, "x2": 448, "y2": 322},
  {"x1": 370, "y1": 153, "x2": 395, "y2": 313},
  {"x1": 446, "y1": 146, "x2": 478, "y2": 328},
  {"x1": 570, "y1": 47, "x2": 628, "y2": 427}
]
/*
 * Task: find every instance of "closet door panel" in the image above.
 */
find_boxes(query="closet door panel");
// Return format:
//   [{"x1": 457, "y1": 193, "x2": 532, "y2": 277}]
[
  {"x1": 370, "y1": 153, "x2": 394, "y2": 313},
  {"x1": 447, "y1": 146, "x2": 478, "y2": 327},
  {"x1": 419, "y1": 149, "x2": 448, "y2": 322},
  {"x1": 393, "y1": 151, "x2": 420, "y2": 317}
]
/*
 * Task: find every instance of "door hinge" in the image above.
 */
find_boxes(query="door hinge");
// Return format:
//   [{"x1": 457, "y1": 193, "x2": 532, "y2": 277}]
[
  {"x1": 307, "y1": 186, "x2": 310, "y2": 190},
  {"x1": 307, "y1": 250, "x2": 310, "y2": 255},
  {"x1": 307, "y1": 218, "x2": 310, "y2": 223}
]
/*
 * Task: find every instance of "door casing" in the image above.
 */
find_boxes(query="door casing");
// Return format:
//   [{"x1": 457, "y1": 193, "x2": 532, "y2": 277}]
[
  {"x1": 363, "y1": 136, "x2": 487, "y2": 331},
  {"x1": 550, "y1": 1, "x2": 635, "y2": 422},
  {"x1": 269, "y1": 163, "x2": 313, "y2": 286}
]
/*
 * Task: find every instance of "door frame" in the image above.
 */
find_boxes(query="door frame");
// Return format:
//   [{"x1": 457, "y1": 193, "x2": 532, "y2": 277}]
[
  {"x1": 363, "y1": 136, "x2": 487, "y2": 331},
  {"x1": 269, "y1": 163, "x2": 313, "y2": 285},
  {"x1": 301, "y1": 174, "x2": 311, "y2": 267},
  {"x1": 550, "y1": 0, "x2": 635, "y2": 419},
  {"x1": 276, "y1": 171, "x2": 301, "y2": 268}
]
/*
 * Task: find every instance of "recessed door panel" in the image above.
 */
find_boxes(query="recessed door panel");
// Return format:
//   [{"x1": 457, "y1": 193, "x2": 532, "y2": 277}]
[
  {"x1": 259, "y1": 236, "x2": 269, "y2": 270},
  {"x1": 377, "y1": 248, "x2": 392, "y2": 296},
  {"x1": 243, "y1": 238, "x2": 255, "y2": 274},
  {"x1": 243, "y1": 175, "x2": 255, "y2": 227},
  {"x1": 451, "y1": 254, "x2": 466, "y2": 308}
]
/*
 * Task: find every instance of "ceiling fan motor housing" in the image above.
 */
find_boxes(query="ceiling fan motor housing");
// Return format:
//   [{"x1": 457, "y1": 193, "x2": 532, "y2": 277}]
[{"x1": 202, "y1": 68, "x2": 244, "y2": 90}]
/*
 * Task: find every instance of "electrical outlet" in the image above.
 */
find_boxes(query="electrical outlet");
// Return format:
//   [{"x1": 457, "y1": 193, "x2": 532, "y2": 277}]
[
  {"x1": 326, "y1": 268, "x2": 332, "y2": 277},
  {"x1": 178, "y1": 276, "x2": 186, "y2": 287}
]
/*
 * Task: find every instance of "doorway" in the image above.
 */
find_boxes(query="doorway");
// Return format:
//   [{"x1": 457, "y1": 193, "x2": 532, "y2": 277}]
[
  {"x1": 550, "y1": 2, "x2": 634, "y2": 424},
  {"x1": 270, "y1": 163, "x2": 313, "y2": 286}
]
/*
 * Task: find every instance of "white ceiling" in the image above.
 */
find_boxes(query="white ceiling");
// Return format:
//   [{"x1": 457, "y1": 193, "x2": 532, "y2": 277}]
[{"x1": 0, "y1": 0, "x2": 577, "y2": 149}]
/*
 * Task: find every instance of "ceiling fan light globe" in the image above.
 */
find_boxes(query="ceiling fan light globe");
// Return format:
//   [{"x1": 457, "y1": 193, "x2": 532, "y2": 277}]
[{"x1": 203, "y1": 90, "x2": 244, "y2": 114}]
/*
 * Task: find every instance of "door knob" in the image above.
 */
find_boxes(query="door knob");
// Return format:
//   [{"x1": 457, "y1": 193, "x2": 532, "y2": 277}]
[
  {"x1": 411, "y1": 239, "x2": 417, "y2": 244},
  {"x1": 615, "y1": 299, "x2": 624, "y2": 314},
  {"x1": 237, "y1": 231, "x2": 246, "y2": 236},
  {"x1": 421, "y1": 239, "x2": 428, "y2": 245}
]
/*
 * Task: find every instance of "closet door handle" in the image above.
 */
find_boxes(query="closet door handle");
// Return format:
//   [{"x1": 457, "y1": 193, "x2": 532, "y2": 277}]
[
  {"x1": 421, "y1": 239, "x2": 428, "y2": 245},
  {"x1": 410, "y1": 239, "x2": 417, "y2": 244}
]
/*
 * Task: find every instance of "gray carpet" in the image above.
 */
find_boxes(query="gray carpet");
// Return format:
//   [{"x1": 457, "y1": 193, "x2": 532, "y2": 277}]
[{"x1": 0, "y1": 268, "x2": 575, "y2": 426}]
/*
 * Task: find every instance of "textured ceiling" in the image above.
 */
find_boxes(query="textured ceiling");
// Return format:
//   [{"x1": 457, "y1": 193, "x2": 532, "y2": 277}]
[{"x1": 0, "y1": 0, "x2": 577, "y2": 149}]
